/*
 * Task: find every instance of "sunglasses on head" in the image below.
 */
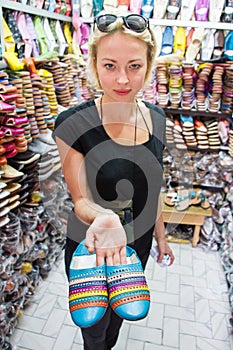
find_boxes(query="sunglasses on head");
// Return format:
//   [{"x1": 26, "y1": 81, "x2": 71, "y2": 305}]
[{"x1": 94, "y1": 14, "x2": 149, "y2": 33}]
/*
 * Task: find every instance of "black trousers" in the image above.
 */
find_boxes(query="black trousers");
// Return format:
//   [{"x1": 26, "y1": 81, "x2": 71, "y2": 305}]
[{"x1": 65, "y1": 236, "x2": 151, "y2": 349}]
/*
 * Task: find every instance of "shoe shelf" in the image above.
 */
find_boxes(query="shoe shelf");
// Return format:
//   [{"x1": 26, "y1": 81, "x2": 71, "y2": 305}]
[
  {"x1": 82, "y1": 16, "x2": 233, "y2": 32},
  {"x1": 0, "y1": 0, "x2": 72, "y2": 22},
  {"x1": 150, "y1": 18, "x2": 233, "y2": 31},
  {"x1": 164, "y1": 108, "x2": 232, "y2": 119},
  {"x1": 0, "y1": 0, "x2": 72, "y2": 69}
]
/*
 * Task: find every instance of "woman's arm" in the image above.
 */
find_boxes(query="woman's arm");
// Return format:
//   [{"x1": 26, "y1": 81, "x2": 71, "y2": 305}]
[
  {"x1": 56, "y1": 136, "x2": 127, "y2": 265},
  {"x1": 154, "y1": 194, "x2": 175, "y2": 265}
]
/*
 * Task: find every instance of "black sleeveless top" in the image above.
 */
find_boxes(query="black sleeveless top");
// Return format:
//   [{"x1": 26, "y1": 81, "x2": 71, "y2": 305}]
[{"x1": 53, "y1": 99, "x2": 166, "y2": 259}]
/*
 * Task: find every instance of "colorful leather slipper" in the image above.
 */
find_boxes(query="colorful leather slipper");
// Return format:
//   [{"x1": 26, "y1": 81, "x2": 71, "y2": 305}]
[
  {"x1": 212, "y1": 30, "x2": 224, "y2": 59},
  {"x1": 153, "y1": 0, "x2": 169, "y2": 19},
  {"x1": 195, "y1": 0, "x2": 209, "y2": 21},
  {"x1": 107, "y1": 246, "x2": 150, "y2": 321},
  {"x1": 224, "y1": 31, "x2": 233, "y2": 61},
  {"x1": 161, "y1": 26, "x2": 174, "y2": 56},
  {"x1": 209, "y1": 0, "x2": 225, "y2": 22},
  {"x1": 69, "y1": 240, "x2": 108, "y2": 328},
  {"x1": 153, "y1": 26, "x2": 163, "y2": 57},
  {"x1": 166, "y1": 0, "x2": 181, "y2": 19},
  {"x1": 201, "y1": 29, "x2": 215, "y2": 61},
  {"x1": 173, "y1": 26, "x2": 186, "y2": 57},
  {"x1": 180, "y1": 0, "x2": 196, "y2": 20},
  {"x1": 185, "y1": 26, "x2": 204, "y2": 63}
]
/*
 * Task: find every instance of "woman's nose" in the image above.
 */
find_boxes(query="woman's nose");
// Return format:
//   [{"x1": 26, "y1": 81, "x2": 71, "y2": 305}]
[{"x1": 116, "y1": 69, "x2": 129, "y2": 84}]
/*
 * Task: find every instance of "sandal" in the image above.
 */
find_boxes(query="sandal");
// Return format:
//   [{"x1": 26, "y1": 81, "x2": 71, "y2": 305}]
[
  {"x1": 175, "y1": 189, "x2": 190, "y2": 211},
  {"x1": 164, "y1": 191, "x2": 177, "y2": 206}
]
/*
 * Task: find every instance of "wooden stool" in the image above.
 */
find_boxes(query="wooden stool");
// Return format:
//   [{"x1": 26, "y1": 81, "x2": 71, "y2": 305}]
[{"x1": 161, "y1": 194, "x2": 212, "y2": 247}]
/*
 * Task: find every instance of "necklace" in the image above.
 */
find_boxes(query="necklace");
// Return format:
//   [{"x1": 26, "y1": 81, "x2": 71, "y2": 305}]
[{"x1": 100, "y1": 96, "x2": 139, "y2": 146}]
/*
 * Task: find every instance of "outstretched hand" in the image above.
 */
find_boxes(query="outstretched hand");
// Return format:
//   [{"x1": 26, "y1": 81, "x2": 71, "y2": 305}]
[{"x1": 85, "y1": 212, "x2": 127, "y2": 266}]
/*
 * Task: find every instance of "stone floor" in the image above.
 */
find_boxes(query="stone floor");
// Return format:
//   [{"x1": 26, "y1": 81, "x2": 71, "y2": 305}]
[{"x1": 10, "y1": 241, "x2": 233, "y2": 350}]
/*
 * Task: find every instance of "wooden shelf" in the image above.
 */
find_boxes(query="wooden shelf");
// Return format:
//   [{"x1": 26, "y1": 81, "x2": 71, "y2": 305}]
[{"x1": 164, "y1": 108, "x2": 232, "y2": 119}]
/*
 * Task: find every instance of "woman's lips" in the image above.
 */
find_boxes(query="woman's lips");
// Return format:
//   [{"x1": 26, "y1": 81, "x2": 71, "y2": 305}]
[{"x1": 113, "y1": 90, "x2": 131, "y2": 96}]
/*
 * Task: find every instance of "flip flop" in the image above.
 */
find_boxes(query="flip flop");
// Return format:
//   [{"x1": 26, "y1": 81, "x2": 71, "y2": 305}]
[
  {"x1": 175, "y1": 189, "x2": 190, "y2": 211},
  {"x1": 199, "y1": 193, "x2": 210, "y2": 209},
  {"x1": 189, "y1": 190, "x2": 202, "y2": 205},
  {"x1": 164, "y1": 191, "x2": 177, "y2": 206}
]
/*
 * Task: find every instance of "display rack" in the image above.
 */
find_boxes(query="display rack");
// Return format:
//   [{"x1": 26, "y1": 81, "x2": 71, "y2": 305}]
[
  {"x1": 0, "y1": 0, "x2": 72, "y2": 68},
  {"x1": 82, "y1": 16, "x2": 233, "y2": 31}
]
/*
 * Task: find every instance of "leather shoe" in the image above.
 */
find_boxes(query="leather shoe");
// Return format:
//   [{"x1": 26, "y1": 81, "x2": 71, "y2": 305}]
[
  {"x1": 69, "y1": 240, "x2": 108, "y2": 328},
  {"x1": 107, "y1": 246, "x2": 150, "y2": 321}
]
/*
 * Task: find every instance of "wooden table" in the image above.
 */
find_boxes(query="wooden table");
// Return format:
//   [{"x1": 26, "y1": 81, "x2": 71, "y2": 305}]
[{"x1": 161, "y1": 194, "x2": 212, "y2": 247}]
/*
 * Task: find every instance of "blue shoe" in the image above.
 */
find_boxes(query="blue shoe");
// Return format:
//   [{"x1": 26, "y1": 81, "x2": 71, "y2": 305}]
[
  {"x1": 224, "y1": 31, "x2": 233, "y2": 60},
  {"x1": 69, "y1": 240, "x2": 108, "y2": 328},
  {"x1": 180, "y1": 115, "x2": 194, "y2": 127},
  {"x1": 161, "y1": 26, "x2": 174, "y2": 56},
  {"x1": 107, "y1": 246, "x2": 150, "y2": 321}
]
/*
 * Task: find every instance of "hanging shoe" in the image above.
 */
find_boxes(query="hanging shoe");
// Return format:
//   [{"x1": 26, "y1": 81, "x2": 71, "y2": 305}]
[
  {"x1": 166, "y1": 0, "x2": 181, "y2": 19},
  {"x1": 160, "y1": 26, "x2": 174, "y2": 56},
  {"x1": 186, "y1": 27, "x2": 194, "y2": 50},
  {"x1": 224, "y1": 31, "x2": 233, "y2": 60},
  {"x1": 141, "y1": 0, "x2": 154, "y2": 18},
  {"x1": 180, "y1": 0, "x2": 196, "y2": 20},
  {"x1": 185, "y1": 26, "x2": 204, "y2": 63},
  {"x1": 152, "y1": 26, "x2": 163, "y2": 57},
  {"x1": 173, "y1": 27, "x2": 186, "y2": 56},
  {"x1": 212, "y1": 30, "x2": 225, "y2": 59},
  {"x1": 2, "y1": 17, "x2": 15, "y2": 53},
  {"x1": 201, "y1": 29, "x2": 215, "y2": 60},
  {"x1": 153, "y1": 0, "x2": 169, "y2": 18},
  {"x1": 222, "y1": 0, "x2": 233, "y2": 22},
  {"x1": 195, "y1": 0, "x2": 210, "y2": 21},
  {"x1": 209, "y1": 0, "x2": 225, "y2": 22}
]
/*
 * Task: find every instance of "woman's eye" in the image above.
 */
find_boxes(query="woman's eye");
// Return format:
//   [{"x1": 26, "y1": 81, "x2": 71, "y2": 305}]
[
  {"x1": 105, "y1": 64, "x2": 115, "y2": 69},
  {"x1": 130, "y1": 64, "x2": 141, "y2": 70}
]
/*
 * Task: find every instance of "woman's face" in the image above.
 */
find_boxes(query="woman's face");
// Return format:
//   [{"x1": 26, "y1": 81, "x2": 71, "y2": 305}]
[{"x1": 96, "y1": 32, "x2": 148, "y2": 103}]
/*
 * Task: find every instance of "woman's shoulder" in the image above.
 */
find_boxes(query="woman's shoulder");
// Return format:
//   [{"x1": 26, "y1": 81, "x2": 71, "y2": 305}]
[
  {"x1": 54, "y1": 100, "x2": 96, "y2": 129},
  {"x1": 143, "y1": 100, "x2": 166, "y2": 118}
]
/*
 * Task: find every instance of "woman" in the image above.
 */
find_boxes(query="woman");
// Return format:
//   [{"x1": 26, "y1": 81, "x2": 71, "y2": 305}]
[{"x1": 54, "y1": 13, "x2": 174, "y2": 350}]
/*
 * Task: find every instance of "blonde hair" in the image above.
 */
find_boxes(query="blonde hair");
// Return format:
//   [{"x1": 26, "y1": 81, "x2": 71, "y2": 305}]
[{"x1": 87, "y1": 17, "x2": 156, "y2": 89}]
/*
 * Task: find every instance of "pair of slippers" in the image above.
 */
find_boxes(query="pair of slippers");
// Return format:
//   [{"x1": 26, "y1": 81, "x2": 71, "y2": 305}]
[
  {"x1": 165, "y1": 189, "x2": 210, "y2": 211},
  {"x1": 69, "y1": 240, "x2": 150, "y2": 328}
]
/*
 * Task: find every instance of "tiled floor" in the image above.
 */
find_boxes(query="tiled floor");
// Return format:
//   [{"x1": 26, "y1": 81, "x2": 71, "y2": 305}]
[{"x1": 10, "y1": 241, "x2": 233, "y2": 350}]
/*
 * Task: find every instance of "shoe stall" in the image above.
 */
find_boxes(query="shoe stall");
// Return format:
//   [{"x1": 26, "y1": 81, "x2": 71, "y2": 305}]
[{"x1": 0, "y1": 0, "x2": 232, "y2": 348}]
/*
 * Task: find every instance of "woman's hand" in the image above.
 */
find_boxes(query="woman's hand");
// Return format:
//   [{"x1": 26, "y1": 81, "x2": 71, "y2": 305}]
[
  {"x1": 156, "y1": 239, "x2": 175, "y2": 266},
  {"x1": 85, "y1": 212, "x2": 127, "y2": 266}
]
